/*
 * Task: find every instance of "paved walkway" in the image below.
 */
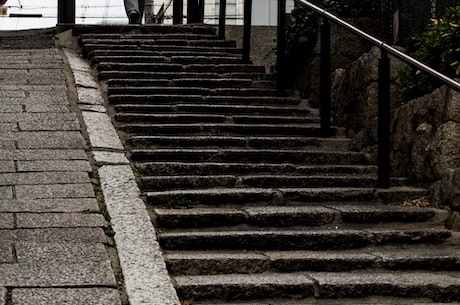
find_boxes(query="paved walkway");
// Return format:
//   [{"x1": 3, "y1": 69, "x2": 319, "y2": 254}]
[{"x1": 0, "y1": 29, "x2": 179, "y2": 305}]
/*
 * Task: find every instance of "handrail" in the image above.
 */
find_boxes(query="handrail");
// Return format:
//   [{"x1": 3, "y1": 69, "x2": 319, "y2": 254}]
[
  {"x1": 293, "y1": 0, "x2": 460, "y2": 188},
  {"x1": 295, "y1": 0, "x2": 460, "y2": 92}
]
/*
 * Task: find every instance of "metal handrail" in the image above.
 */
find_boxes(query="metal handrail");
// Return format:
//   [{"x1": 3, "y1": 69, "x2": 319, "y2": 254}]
[
  {"x1": 291, "y1": 0, "x2": 460, "y2": 188},
  {"x1": 295, "y1": 0, "x2": 460, "y2": 92}
]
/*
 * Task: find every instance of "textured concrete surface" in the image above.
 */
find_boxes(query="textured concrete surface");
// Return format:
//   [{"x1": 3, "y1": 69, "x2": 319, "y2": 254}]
[{"x1": 0, "y1": 29, "x2": 122, "y2": 304}]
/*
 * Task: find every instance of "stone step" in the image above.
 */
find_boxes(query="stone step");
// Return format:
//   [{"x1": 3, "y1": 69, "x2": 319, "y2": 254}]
[
  {"x1": 139, "y1": 174, "x2": 377, "y2": 190},
  {"x1": 120, "y1": 123, "x2": 340, "y2": 137},
  {"x1": 158, "y1": 228, "x2": 451, "y2": 251},
  {"x1": 113, "y1": 103, "x2": 308, "y2": 116},
  {"x1": 128, "y1": 149, "x2": 366, "y2": 164},
  {"x1": 92, "y1": 55, "x2": 245, "y2": 65},
  {"x1": 191, "y1": 297, "x2": 457, "y2": 305},
  {"x1": 72, "y1": 24, "x2": 218, "y2": 36},
  {"x1": 116, "y1": 113, "x2": 316, "y2": 125},
  {"x1": 99, "y1": 71, "x2": 267, "y2": 81},
  {"x1": 78, "y1": 32, "x2": 219, "y2": 42},
  {"x1": 87, "y1": 49, "x2": 242, "y2": 60},
  {"x1": 144, "y1": 187, "x2": 427, "y2": 206},
  {"x1": 108, "y1": 86, "x2": 277, "y2": 97},
  {"x1": 153, "y1": 204, "x2": 444, "y2": 229},
  {"x1": 126, "y1": 136, "x2": 347, "y2": 150},
  {"x1": 79, "y1": 38, "x2": 237, "y2": 48},
  {"x1": 97, "y1": 62, "x2": 265, "y2": 73},
  {"x1": 107, "y1": 78, "x2": 260, "y2": 88},
  {"x1": 174, "y1": 271, "x2": 460, "y2": 301},
  {"x1": 135, "y1": 162, "x2": 375, "y2": 176},
  {"x1": 165, "y1": 246, "x2": 460, "y2": 275},
  {"x1": 109, "y1": 95, "x2": 299, "y2": 106}
]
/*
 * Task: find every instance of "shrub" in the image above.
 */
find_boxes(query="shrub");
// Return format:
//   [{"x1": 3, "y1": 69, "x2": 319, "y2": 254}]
[{"x1": 399, "y1": 6, "x2": 460, "y2": 102}]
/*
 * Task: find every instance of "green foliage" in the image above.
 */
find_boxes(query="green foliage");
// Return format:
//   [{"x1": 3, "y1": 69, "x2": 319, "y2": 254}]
[{"x1": 399, "y1": 6, "x2": 460, "y2": 102}]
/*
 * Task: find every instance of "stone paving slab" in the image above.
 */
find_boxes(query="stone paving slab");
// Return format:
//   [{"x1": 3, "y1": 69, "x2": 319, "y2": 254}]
[
  {"x1": 16, "y1": 213, "x2": 106, "y2": 229},
  {"x1": 0, "y1": 287, "x2": 5, "y2": 305},
  {"x1": 12, "y1": 288, "x2": 121, "y2": 305},
  {"x1": 0, "y1": 228, "x2": 107, "y2": 244},
  {"x1": 0, "y1": 162, "x2": 14, "y2": 173},
  {"x1": 0, "y1": 198, "x2": 99, "y2": 213},
  {"x1": 0, "y1": 243, "x2": 14, "y2": 263},
  {"x1": 0, "y1": 172, "x2": 90, "y2": 185},
  {"x1": 17, "y1": 160, "x2": 92, "y2": 172},
  {"x1": 15, "y1": 183, "x2": 95, "y2": 199},
  {"x1": 0, "y1": 214, "x2": 14, "y2": 229},
  {"x1": 0, "y1": 149, "x2": 88, "y2": 161}
]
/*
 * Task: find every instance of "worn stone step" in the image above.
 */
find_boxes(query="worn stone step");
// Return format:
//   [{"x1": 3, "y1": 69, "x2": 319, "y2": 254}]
[
  {"x1": 117, "y1": 114, "x2": 316, "y2": 125},
  {"x1": 139, "y1": 174, "x2": 377, "y2": 190},
  {"x1": 98, "y1": 62, "x2": 265, "y2": 73},
  {"x1": 165, "y1": 246, "x2": 460, "y2": 275},
  {"x1": 72, "y1": 24, "x2": 218, "y2": 36},
  {"x1": 126, "y1": 136, "x2": 347, "y2": 150},
  {"x1": 153, "y1": 204, "x2": 443, "y2": 229},
  {"x1": 135, "y1": 162, "x2": 375, "y2": 176},
  {"x1": 79, "y1": 38, "x2": 237, "y2": 48},
  {"x1": 120, "y1": 123, "x2": 339, "y2": 137},
  {"x1": 107, "y1": 86, "x2": 277, "y2": 97},
  {"x1": 174, "y1": 271, "x2": 460, "y2": 301},
  {"x1": 146, "y1": 187, "x2": 426, "y2": 206},
  {"x1": 158, "y1": 228, "x2": 451, "y2": 251},
  {"x1": 113, "y1": 103, "x2": 308, "y2": 116},
  {"x1": 100, "y1": 71, "x2": 267, "y2": 80},
  {"x1": 129, "y1": 149, "x2": 366, "y2": 164},
  {"x1": 109, "y1": 95, "x2": 296, "y2": 105},
  {"x1": 94, "y1": 55, "x2": 245, "y2": 65},
  {"x1": 191, "y1": 297, "x2": 455, "y2": 305},
  {"x1": 78, "y1": 32, "x2": 219, "y2": 42},
  {"x1": 87, "y1": 49, "x2": 242, "y2": 60},
  {"x1": 107, "y1": 78, "x2": 257, "y2": 88}
]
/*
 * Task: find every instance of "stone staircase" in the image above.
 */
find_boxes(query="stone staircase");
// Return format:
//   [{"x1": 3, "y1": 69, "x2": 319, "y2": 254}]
[{"x1": 75, "y1": 25, "x2": 460, "y2": 304}]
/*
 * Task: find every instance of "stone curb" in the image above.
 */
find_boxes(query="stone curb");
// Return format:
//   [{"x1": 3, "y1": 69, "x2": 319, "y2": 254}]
[{"x1": 63, "y1": 48, "x2": 181, "y2": 305}]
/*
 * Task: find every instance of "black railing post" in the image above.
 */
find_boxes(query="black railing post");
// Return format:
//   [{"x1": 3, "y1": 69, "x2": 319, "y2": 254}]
[
  {"x1": 320, "y1": 17, "x2": 331, "y2": 137},
  {"x1": 377, "y1": 49, "x2": 391, "y2": 188},
  {"x1": 173, "y1": 0, "x2": 183, "y2": 24},
  {"x1": 242, "y1": 0, "x2": 253, "y2": 63},
  {"x1": 218, "y1": 0, "x2": 227, "y2": 39},
  {"x1": 188, "y1": 0, "x2": 204, "y2": 23},
  {"x1": 276, "y1": 0, "x2": 286, "y2": 92},
  {"x1": 57, "y1": 0, "x2": 75, "y2": 24}
]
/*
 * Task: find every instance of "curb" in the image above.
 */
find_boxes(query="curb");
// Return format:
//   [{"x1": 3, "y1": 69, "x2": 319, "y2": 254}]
[{"x1": 62, "y1": 47, "x2": 181, "y2": 305}]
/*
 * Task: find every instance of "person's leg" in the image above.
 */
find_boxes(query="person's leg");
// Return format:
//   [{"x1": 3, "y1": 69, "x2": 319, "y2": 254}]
[{"x1": 124, "y1": 0, "x2": 142, "y2": 24}]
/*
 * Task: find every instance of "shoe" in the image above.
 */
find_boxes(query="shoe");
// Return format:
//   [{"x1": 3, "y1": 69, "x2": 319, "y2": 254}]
[{"x1": 128, "y1": 10, "x2": 141, "y2": 24}]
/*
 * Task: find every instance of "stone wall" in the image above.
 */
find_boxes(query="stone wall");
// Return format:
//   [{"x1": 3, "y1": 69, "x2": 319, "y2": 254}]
[{"x1": 330, "y1": 46, "x2": 460, "y2": 216}]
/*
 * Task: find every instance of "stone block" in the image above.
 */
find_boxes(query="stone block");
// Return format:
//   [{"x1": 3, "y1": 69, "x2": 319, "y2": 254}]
[
  {"x1": 17, "y1": 160, "x2": 92, "y2": 173},
  {"x1": 0, "y1": 187, "x2": 13, "y2": 199},
  {"x1": 0, "y1": 161, "x2": 15, "y2": 173},
  {"x1": 15, "y1": 183, "x2": 94, "y2": 199},
  {"x1": 0, "y1": 228, "x2": 107, "y2": 244},
  {"x1": 0, "y1": 214, "x2": 14, "y2": 229},
  {"x1": 12, "y1": 288, "x2": 121, "y2": 305},
  {"x1": 0, "y1": 198, "x2": 99, "y2": 213},
  {"x1": 1, "y1": 149, "x2": 88, "y2": 161},
  {"x1": 0, "y1": 242, "x2": 14, "y2": 263},
  {"x1": 0, "y1": 172, "x2": 89, "y2": 185},
  {"x1": 82, "y1": 111, "x2": 124, "y2": 150},
  {"x1": 16, "y1": 213, "x2": 106, "y2": 229},
  {"x1": 15, "y1": 131, "x2": 87, "y2": 149}
]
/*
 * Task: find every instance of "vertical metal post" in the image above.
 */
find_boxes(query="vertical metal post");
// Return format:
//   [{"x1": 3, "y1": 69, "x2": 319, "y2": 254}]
[
  {"x1": 218, "y1": 0, "x2": 227, "y2": 40},
  {"x1": 276, "y1": 0, "x2": 286, "y2": 93},
  {"x1": 188, "y1": 0, "x2": 204, "y2": 23},
  {"x1": 173, "y1": 0, "x2": 183, "y2": 24},
  {"x1": 242, "y1": 0, "x2": 252, "y2": 63},
  {"x1": 377, "y1": 49, "x2": 391, "y2": 188},
  {"x1": 58, "y1": 0, "x2": 75, "y2": 24},
  {"x1": 320, "y1": 18, "x2": 331, "y2": 137}
]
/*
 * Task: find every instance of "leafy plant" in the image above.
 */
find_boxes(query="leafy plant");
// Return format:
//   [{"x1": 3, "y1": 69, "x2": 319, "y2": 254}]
[{"x1": 399, "y1": 6, "x2": 460, "y2": 102}]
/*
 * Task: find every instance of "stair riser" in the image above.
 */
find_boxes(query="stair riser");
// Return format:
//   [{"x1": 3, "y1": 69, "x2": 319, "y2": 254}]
[
  {"x1": 108, "y1": 79, "x2": 256, "y2": 88},
  {"x1": 98, "y1": 63, "x2": 265, "y2": 73},
  {"x1": 109, "y1": 95, "x2": 299, "y2": 106},
  {"x1": 167, "y1": 256, "x2": 460, "y2": 275},
  {"x1": 129, "y1": 150, "x2": 366, "y2": 164},
  {"x1": 114, "y1": 105, "x2": 310, "y2": 117},
  {"x1": 126, "y1": 137, "x2": 347, "y2": 150},
  {"x1": 139, "y1": 176, "x2": 377, "y2": 190},
  {"x1": 80, "y1": 39, "x2": 237, "y2": 48},
  {"x1": 146, "y1": 189, "x2": 376, "y2": 206},
  {"x1": 136, "y1": 163, "x2": 376, "y2": 176},
  {"x1": 100, "y1": 71, "x2": 266, "y2": 80},
  {"x1": 108, "y1": 88, "x2": 277, "y2": 97},
  {"x1": 159, "y1": 231, "x2": 450, "y2": 251}
]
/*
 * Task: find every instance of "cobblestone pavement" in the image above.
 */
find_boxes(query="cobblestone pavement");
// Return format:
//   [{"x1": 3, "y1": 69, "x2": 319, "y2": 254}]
[{"x1": 0, "y1": 30, "x2": 123, "y2": 305}]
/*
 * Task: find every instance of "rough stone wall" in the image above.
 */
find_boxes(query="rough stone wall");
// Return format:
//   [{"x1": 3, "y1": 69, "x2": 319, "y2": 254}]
[{"x1": 330, "y1": 46, "x2": 460, "y2": 214}]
